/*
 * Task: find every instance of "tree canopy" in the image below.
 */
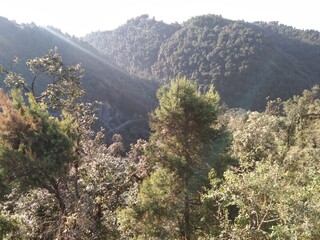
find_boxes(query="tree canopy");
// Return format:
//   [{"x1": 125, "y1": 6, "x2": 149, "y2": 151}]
[
  {"x1": 0, "y1": 49, "x2": 320, "y2": 239},
  {"x1": 85, "y1": 14, "x2": 320, "y2": 110}
]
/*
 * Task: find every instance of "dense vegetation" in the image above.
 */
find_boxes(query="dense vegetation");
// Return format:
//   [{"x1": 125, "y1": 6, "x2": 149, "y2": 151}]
[
  {"x1": 1, "y1": 14, "x2": 320, "y2": 239},
  {"x1": 1, "y1": 52, "x2": 319, "y2": 239},
  {"x1": 84, "y1": 14, "x2": 180, "y2": 80},
  {"x1": 85, "y1": 14, "x2": 320, "y2": 110}
]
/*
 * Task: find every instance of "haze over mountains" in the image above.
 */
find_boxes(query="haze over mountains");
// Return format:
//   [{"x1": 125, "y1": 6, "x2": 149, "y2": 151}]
[
  {"x1": 0, "y1": 16, "x2": 158, "y2": 143},
  {"x1": 1, "y1": 14, "x2": 320, "y2": 137}
]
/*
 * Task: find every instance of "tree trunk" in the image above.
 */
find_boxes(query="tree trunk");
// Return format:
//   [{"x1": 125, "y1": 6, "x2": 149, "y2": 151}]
[
  {"x1": 45, "y1": 178, "x2": 66, "y2": 215},
  {"x1": 73, "y1": 160, "x2": 80, "y2": 199},
  {"x1": 184, "y1": 174, "x2": 191, "y2": 240},
  {"x1": 53, "y1": 184, "x2": 66, "y2": 215}
]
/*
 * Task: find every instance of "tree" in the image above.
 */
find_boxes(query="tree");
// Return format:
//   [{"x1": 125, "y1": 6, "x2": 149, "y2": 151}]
[
  {"x1": 0, "y1": 52, "x2": 101, "y2": 239},
  {"x1": 118, "y1": 77, "x2": 220, "y2": 239},
  {"x1": 3, "y1": 48, "x2": 85, "y2": 112},
  {"x1": 0, "y1": 51, "x2": 152, "y2": 239},
  {"x1": 0, "y1": 89, "x2": 75, "y2": 213},
  {"x1": 203, "y1": 85, "x2": 320, "y2": 239}
]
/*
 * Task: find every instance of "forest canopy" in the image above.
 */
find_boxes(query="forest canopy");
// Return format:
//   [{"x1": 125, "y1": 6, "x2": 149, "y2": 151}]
[
  {"x1": 0, "y1": 51, "x2": 319, "y2": 239},
  {"x1": 85, "y1": 14, "x2": 320, "y2": 110}
]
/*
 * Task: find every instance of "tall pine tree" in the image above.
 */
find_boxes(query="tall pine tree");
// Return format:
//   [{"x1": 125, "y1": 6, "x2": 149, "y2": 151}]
[{"x1": 119, "y1": 77, "x2": 220, "y2": 239}]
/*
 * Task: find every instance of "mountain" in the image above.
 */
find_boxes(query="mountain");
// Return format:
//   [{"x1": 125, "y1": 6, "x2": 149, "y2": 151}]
[
  {"x1": 2, "y1": 13, "x2": 320, "y2": 141},
  {"x1": 84, "y1": 14, "x2": 180, "y2": 81},
  {"x1": 0, "y1": 16, "x2": 158, "y2": 144},
  {"x1": 85, "y1": 14, "x2": 320, "y2": 110}
]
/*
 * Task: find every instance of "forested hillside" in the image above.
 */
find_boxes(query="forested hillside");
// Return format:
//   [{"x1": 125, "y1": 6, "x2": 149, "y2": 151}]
[
  {"x1": 0, "y1": 16, "x2": 157, "y2": 144},
  {"x1": 84, "y1": 14, "x2": 180, "y2": 80},
  {"x1": 1, "y1": 14, "x2": 320, "y2": 239},
  {"x1": 1, "y1": 63, "x2": 319, "y2": 238},
  {"x1": 85, "y1": 14, "x2": 320, "y2": 110}
]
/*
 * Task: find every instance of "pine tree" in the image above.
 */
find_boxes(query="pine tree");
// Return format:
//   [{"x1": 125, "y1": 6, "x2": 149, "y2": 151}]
[
  {"x1": 0, "y1": 89, "x2": 76, "y2": 213},
  {"x1": 119, "y1": 77, "x2": 220, "y2": 239}
]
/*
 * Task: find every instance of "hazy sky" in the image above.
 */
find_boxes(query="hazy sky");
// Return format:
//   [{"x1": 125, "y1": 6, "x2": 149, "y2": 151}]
[{"x1": 1, "y1": 0, "x2": 319, "y2": 36}]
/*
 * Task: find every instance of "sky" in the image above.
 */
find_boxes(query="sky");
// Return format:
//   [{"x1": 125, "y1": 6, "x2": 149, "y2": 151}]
[{"x1": 0, "y1": 0, "x2": 319, "y2": 37}]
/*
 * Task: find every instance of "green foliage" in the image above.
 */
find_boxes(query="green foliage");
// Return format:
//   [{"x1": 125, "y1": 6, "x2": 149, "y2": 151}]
[
  {"x1": 119, "y1": 78, "x2": 221, "y2": 239},
  {"x1": 0, "y1": 213, "x2": 18, "y2": 239},
  {"x1": 224, "y1": 109, "x2": 287, "y2": 168},
  {"x1": 3, "y1": 49, "x2": 85, "y2": 112},
  {"x1": 118, "y1": 168, "x2": 181, "y2": 239},
  {"x1": 203, "y1": 85, "x2": 320, "y2": 239},
  {"x1": 2, "y1": 15, "x2": 320, "y2": 239},
  {"x1": 150, "y1": 77, "x2": 220, "y2": 171},
  {"x1": 0, "y1": 52, "x2": 102, "y2": 239},
  {"x1": 79, "y1": 133, "x2": 148, "y2": 239},
  {"x1": 84, "y1": 14, "x2": 180, "y2": 80},
  {"x1": 0, "y1": 50, "x2": 155, "y2": 239},
  {"x1": 85, "y1": 14, "x2": 320, "y2": 111},
  {"x1": 0, "y1": 89, "x2": 75, "y2": 192}
]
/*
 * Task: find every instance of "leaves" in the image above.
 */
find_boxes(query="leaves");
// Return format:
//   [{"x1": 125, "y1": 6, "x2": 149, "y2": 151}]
[
  {"x1": 203, "y1": 86, "x2": 320, "y2": 239},
  {"x1": 0, "y1": 89, "x2": 75, "y2": 191},
  {"x1": 118, "y1": 78, "x2": 221, "y2": 239}
]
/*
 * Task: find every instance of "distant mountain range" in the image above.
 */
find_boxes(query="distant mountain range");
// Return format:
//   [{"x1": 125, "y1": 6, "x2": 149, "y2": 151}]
[
  {"x1": 1, "y1": 14, "x2": 320, "y2": 142},
  {"x1": 85, "y1": 14, "x2": 320, "y2": 110}
]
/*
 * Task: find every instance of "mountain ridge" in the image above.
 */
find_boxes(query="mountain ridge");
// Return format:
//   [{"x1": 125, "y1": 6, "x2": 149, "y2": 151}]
[
  {"x1": 85, "y1": 14, "x2": 320, "y2": 110},
  {"x1": 1, "y1": 13, "x2": 320, "y2": 136}
]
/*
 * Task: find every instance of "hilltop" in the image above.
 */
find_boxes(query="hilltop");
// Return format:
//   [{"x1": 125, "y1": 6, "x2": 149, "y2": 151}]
[{"x1": 85, "y1": 14, "x2": 320, "y2": 110}]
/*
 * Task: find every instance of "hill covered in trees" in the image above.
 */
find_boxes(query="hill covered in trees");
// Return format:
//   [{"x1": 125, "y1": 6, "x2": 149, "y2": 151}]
[
  {"x1": 2, "y1": 14, "x2": 320, "y2": 137},
  {"x1": 85, "y1": 14, "x2": 320, "y2": 110},
  {"x1": 1, "y1": 65, "x2": 319, "y2": 238},
  {"x1": 0, "y1": 16, "x2": 157, "y2": 143},
  {"x1": 1, "y1": 13, "x2": 320, "y2": 239}
]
